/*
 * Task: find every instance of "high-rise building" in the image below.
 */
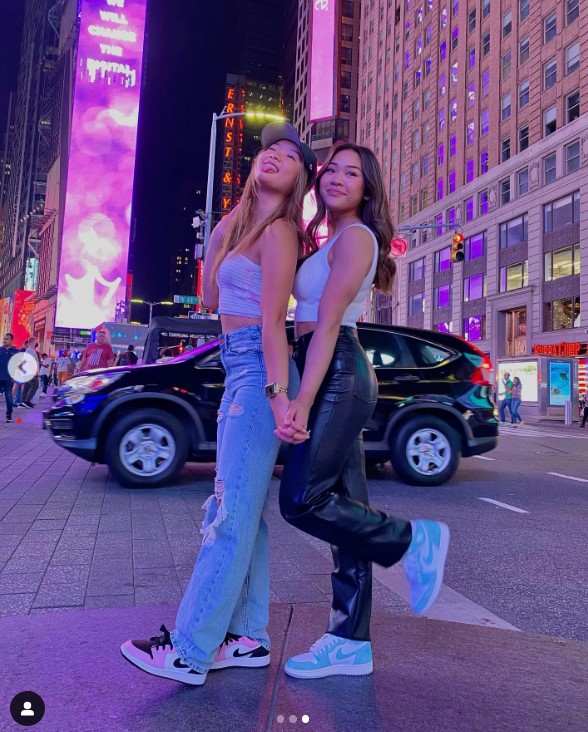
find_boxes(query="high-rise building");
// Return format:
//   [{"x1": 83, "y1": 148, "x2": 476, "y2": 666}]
[
  {"x1": 293, "y1": 0, "x2": 361, "y2": 159},
  {"x1": 0, "y1": 0, "x2": 58, "y2": 298},
  {"x1": 357, "y1": 0, "x2": 587, "y2": 390}
]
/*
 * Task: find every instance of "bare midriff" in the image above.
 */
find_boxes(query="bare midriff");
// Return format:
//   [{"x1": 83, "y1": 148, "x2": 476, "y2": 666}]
[
  {"x1": 220, "y1": 314, "x2": 263, "y2": 334},
  {"x1": 294, "y1": 321, "x2": 317, "y2": 338}
]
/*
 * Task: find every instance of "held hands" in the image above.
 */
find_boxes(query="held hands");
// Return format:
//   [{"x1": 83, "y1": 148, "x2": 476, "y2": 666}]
[{"x1": 272, "y1": 396, "x2": 311, "y2": 444}]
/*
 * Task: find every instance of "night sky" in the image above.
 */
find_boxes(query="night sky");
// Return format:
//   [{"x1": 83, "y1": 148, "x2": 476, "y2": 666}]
[{"x1": 1, "y1": 0, "x2": 241, "y2": 303}]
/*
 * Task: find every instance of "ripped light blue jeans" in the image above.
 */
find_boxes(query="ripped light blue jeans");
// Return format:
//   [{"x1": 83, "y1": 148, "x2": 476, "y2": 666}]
[{"x1": 171, "y1": 325, "x2": 299, "y2": 673}]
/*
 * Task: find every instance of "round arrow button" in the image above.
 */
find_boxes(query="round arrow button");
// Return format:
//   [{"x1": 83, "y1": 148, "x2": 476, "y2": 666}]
[{"x1": 8, "y1": 353, "x2": 39, "y2": 384}]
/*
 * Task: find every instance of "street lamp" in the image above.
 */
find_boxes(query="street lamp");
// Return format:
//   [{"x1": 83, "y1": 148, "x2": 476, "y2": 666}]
[
  {"x1": 203, "y1": 108, "x2": 287, "y2": 257},
  {"x1": 130, "y1": 299, "x2": 174, "y2": 328}
]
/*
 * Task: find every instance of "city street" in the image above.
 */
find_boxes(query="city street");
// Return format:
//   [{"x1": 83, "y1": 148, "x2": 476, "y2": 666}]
[{"x1": 0, "y1": 403, "x2": 587, "y2": 731}]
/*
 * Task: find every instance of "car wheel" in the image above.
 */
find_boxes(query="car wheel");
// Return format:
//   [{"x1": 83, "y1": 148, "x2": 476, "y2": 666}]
[
  {"x1": 390, "y1": 415, "x2": 460, "y2": 486},
  {"x1": 104, "y1": 408, "x2": 188, "y2": 488}
]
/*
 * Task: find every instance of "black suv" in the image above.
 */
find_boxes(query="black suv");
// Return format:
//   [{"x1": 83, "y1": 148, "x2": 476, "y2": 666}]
[{"x1": 43, "y1": 323, "x2": 498, "y2": 488}]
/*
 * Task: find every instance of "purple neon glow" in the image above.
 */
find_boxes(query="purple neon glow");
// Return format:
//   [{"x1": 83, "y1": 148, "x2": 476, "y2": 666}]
[
  {"x1": 309, "y1": 0, "x2": 336, "y2": 122},
  {"x1": 55, "y1": 0, "x2": 147, "y2": 329}
]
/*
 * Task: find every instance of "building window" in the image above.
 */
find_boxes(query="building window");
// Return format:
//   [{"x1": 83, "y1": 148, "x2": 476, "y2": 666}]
[
  {"x1": 437, "y1": 178, "x2": 444, "y2": 200},
  {"x1": 342, "y1": 23, "x2": 354, "y2": 41},
  {"x1": 435, "y1": 246, "x2": 452, "y2": 271},
  {"x1": 545, "y1": 243, "x2": 581, "y2": 282},
  {"x1": 500, "y1": 214, "x2": 528, "y2": 248},
  {"x1": 425, "y1": 24, "x2": 433, "y2": 44},
  {"x1": 451, "y1": 62, "x2": 458, "y2": 85},
  {"x1": 519, "y1": 0, "x2": 530, "y2": 21},
  {"x1": 482, "y1": 32, "x2": 490, "y2": 57},
  {"x1": 519, "y1": 36, "x2": 530, "y2": 65},
  {"x1": 501, "y1": 137, "x2": 511, "y2": 162},
  {"x1": 480, "y1": 149, "x2": 488, "y2": 174},
  {"x1": 450, "y1": 98, "x2": 458, "y2": 122},
  {"x1": 464, "y1": 315, "x2": 486, "y2": 342},
  {"x1": 422, "y1": 154, "x2": 430, "y2": 175},
  {"x1": 436, "y1": 213, "x2": 444, "y2": 236},
  {"x1": 468, "y1": 8, "x2": 476, "y2": 32},
  {"x1": 566, "y1": 42, "x2": 580, "y2": 74},
  {"x1": 467, "y1": 120, "x2": 475, "y2": 145},
  {"x1": 409, "y1": 292, "x2": 425, "y2": 316},
  {"x1": 413, "y1": 98, "x2": 421, "y2": 119},
  {"x1": 464, "y1": 273, "x2": 486, "y2": 301},
  {"x1": 519, "y1": 125, "x2": 529, "y2": 151},
  {"x1": 480, "y1": 110, "x2": 489, "y2": 135},
  {"x1": 436, "y1": 322, "x2": 453, "y2": 333},
  {"x1": 502, "y1": 10, "x2": 512, "y2": 38},
  {"x1": 544, "y1": 298, "x2": 581, "y2": 331},
  {"x1": 517, "y1": 168, "x2": 529, "y2": 196},
  {"x1": 501, "y1": 94, "x2": 511, "y2": 121},
  {"x1": 423, "y1": 121, "x2": 430, "y2": 142},
  {"x1": 435, "y1": 284, "x2": 452, "y2": 309},
  {"x1": 500, "y1": 178, "x2": 511, "y2": 205},
  {"x1": 439, "y1": 74, "x2": 446, "y2": 96},
  {"x1": 544, "y1": 12, "x2": 557, "y2": 43},
  {"x1": 544, "y1": 106, "x2": 557, "y2": 136},
  {"x1": 482, "y1": 70, "x2": 489, "y2": 96},
  {"x1": 544, "y1": 191, "x2": 580, "y2": 231},
  {"x1": 341, "y1": 94, "x2": 351, "y2": 113},
  {"x1": 439, "y1": 108, "x2": 445, "y2": 130},
  {"x1": 440, "y1": 41, "x2": 447, "y2": 63},
  {"x1": 342, "y1": 0, "x2": 354, "y2": 17},
  {"x1": 425, "y1": 57, "x2": 432, "y2": 77},
  {"x1": 341, "y1": 71, "x2": 352, "y2": 88},
  {"x1": 452, "y1": 27, "x2": 459, "y2": 50},
  {"x1": 423, "y1": 88, "x2": 431, "y2": 109},
  {"x1": 450, "y1": 135, "x2": 457, "y2": 157},
  {"x1": 465, "y1": 232, "x2": 486, "y2": 260},
  {"x1": 341, "y1": 47, "x2": 353, "y2": 65},
  {"x1": 567, "y1": 91, "x2": 580, "y2": 122},
  {"x1": 479, "y1": 190, "x2": 489, "y2": 215},
  {"x1": 448, "y1": 170, "x2": 456, "y2": 192},
  {"x1": 519, "y1": 80, "x2": 529, "y2": 108},
  {"x1": 544, "y1": 59, "x2": 557, "y2": 89},
  {"x1": 409, "y1": 257, "x2": 426, "y2": 282},
  {"x1": 502, "y1": 51, "x2": 512, "y2": 80},
  {"x1": 421, "y1": 189, "x2": 429, "y2": 210},
  {"x1": 500, "y1": 261, "x2": 528, "y2": 292},
  {"x1": 466, "y1": 158, "x2": 474, "y2": 182},
  {"x1": 465, "y1": 197, "x2": 474, "y2": 222},
  {"x1": 412, "y1": 162, "x2": 420, "y2": 184},
  {"x1": 566, "y1": 140, "x2": 580, "y2": 173},
  {"x1": 468, "y1": 82, "x2": 475, "y2": 106},
  {"x1": 482, "y1": 0, "x2": 490, "y2": 18},
  {"x1": 566, "y1": 0, "x2": 579, "y2": 25}
]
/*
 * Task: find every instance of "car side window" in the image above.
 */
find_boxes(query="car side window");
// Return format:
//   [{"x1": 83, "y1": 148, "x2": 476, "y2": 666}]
[
  {"x1": 404, "y1": 336, "x2": 454, "y2": 367},
  {"x1": 358, "y1": 329, "x2": 417, "y2": 369}
]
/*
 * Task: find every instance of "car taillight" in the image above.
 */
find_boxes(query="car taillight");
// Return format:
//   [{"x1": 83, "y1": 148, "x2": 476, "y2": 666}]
[{"x1": 464, "y1": 353, "x2": 493, "y2": 385}]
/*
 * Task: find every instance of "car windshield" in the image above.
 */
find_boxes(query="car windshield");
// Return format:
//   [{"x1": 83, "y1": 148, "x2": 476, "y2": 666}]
[{"x1": 165, "y1": 339, "x2": 221, "y2": 363}]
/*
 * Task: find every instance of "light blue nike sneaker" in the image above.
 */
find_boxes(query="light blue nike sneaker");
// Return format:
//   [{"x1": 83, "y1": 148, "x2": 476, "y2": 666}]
[
  {"x1": 284, "y1": 634, "x2": 373, "y2": 679},
  {"x1": 403, "y1": 519, "x2": 450, "y2": 615}
]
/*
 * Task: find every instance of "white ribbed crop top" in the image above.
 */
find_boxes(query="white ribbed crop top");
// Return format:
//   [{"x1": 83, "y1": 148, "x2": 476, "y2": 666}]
[
  {"x1": 293, "y1": 223, "x2": 379, "y2": 327},
  {"x1": 216, "y1": 255, "x2": 262, "y2": 318}
]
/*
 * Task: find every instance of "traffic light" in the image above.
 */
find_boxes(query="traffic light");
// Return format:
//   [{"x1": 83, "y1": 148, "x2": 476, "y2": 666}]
[{"x1": 450, "y1": 232, "x2": 465, "y2": 263}]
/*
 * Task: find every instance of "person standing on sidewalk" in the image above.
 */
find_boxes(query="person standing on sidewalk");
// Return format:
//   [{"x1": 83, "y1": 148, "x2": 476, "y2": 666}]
[
  {"x1": 275, "y1": 141, "x2": 450, "y2": 680},
  {"x1": 78, "y1": 330, "x2": 115, "y2": 371},
  {"x1": 21, "y1": 338, "x2": 40, "y2": 409},
  {"x1": 499, "y1": 372, "x2": 513, "y2": 424},
  {"x1": 579, "y1": 391, "x2": 588, "y2": 428},
  {"x1": 12, "y1": 339, "x2": 27, "y2": 408},
  {"x1": 510, "y1": 376, "x2": 523, "y2": 426},
  {"x1": 121, "y1": 122, "x2": 316, "y2": 685},
  {"x1": 0, "y1": 333, "x2": 18, "y2": 423},
  {"x1": 39, "y1": 353, "x2": 52, "y2": 396}
]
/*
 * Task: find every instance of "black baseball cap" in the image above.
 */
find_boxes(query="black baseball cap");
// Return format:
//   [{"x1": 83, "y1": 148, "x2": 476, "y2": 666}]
[{"x1": 260, "y1": 122, "x2": 318, "y2": 185}]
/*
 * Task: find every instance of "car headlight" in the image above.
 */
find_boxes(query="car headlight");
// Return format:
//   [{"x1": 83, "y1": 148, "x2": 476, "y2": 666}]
[{"x1": 66, "y1": 372, "x2": 127, "y2": 394}]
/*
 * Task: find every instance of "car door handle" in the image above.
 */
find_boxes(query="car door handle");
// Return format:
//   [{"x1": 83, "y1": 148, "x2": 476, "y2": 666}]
[{"x1": 394, "y1": 374, "x2": 420, "y2": 381}]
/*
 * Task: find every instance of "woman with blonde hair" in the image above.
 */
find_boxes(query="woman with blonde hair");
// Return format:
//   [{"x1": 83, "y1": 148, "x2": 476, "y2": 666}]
[
  {"x1": 121, "y1": 122, "x2": 316, "y2": 685},
  {"x1": 277, "y1": 141, "x2": 450, "y2": 679}
]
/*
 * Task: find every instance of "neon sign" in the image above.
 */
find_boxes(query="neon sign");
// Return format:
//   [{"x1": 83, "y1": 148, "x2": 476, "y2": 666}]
[
  {"x1": 55, "y1": 0, "x2": 147, "y2": 329},
  {"x1": 309, "y1": 0, "x2": 336, "y2": 121}
]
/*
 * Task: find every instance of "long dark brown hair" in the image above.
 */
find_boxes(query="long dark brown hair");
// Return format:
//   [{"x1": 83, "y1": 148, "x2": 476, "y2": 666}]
[
  {"x1": 306, "y1": 141, "x2": 396, "y2": 293},
  {"x1": 210, "y1": 151, "x2": 311, "y2": 282}
]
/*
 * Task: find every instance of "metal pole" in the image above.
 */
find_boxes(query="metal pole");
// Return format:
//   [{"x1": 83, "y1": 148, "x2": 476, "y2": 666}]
[
  {"x1": 203, "y1": 113, "x2": 218, "y2": 259},
  {"x1": 148, "y1": 302, "x2": 153, "y2": 329}
]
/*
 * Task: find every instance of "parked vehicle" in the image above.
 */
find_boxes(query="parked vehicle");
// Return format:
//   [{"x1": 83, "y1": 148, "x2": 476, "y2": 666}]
[{"x1": 43, "y1": 322, "x2": 498, "y2": 488}]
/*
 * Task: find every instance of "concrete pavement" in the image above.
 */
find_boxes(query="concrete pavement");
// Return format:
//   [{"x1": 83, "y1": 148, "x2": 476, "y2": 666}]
[{"x1": 0, "y1": 402, "x2": 587, "y2": 731}]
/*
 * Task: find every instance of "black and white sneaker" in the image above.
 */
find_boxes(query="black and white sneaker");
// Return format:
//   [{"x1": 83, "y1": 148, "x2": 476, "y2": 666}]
[
  {"x1": 211, "y1": 632, "x2": 270, "y2": 670},
  {"x1": 120, "y1": 624, "x2": 207, "y2": 685},
  {"x1": 6, "y1": 416, "x2": 12, "y2": 423}
]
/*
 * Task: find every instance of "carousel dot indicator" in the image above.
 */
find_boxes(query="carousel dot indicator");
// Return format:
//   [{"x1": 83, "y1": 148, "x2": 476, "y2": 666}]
[
  {"x1": 289, "y1": 716, "x2": 297, "y2": 723},
  {"x1": 302, "y1": 715, "x2": 310, "y2": 724}
]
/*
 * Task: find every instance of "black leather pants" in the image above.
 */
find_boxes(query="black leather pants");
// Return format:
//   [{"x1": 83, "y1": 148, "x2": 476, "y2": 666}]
[{"x1": 280, "y1": 327, "x2": 412, "y2": 641}]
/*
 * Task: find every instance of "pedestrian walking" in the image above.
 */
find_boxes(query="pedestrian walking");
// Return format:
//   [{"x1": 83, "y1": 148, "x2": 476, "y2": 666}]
[
  {"x1": 12, "y1": 339, "x2": 27, "y2": 407},
  {"x1": 55, "y1": 351, "x2": 71, "y2": 387},
  {"x1": 510, "y1": 376, "x2": 523, "y2": 426},
  {"x1": 21, "y1": 338, "x2": 40, "y2": 408},
  {"x1": 0, "y1": 333, "x2": 18, "y2": 423},
  {"x1": 116, "y1": 344, "x2": 138, "y2": 366},
  {"x1": 78, "y1": 330, "x2": 115, "y2": 371},
  {"x1": 121, "y1": 122, "x2": 316, "y2": 685},
  {"x1": 579, "y1": 391, "x2": 588, "y2": 428},
  {"x1": 39, "y1": 353, "x2": 52, "y2": 396},
  {"x1": 275, "y1": 141, "x2": 450, "y2": 679},
  {"x1": 499, "y1": 371, "x2": 513, "y2": 424}
]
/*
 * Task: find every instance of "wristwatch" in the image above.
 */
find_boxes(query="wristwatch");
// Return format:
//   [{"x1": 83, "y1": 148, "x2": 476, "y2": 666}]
[{"x1": 264, "y1": 383, "x2": 288, "y2": 398}]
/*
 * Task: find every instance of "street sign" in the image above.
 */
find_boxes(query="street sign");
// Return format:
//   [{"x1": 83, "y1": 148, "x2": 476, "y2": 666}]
[{"x1": 173, "y1": 295, "x2": 199, "y2": 304}]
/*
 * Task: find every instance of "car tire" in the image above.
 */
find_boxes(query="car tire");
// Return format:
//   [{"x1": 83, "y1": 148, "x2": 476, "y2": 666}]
[
  {"x1": 104, "y1": 408, "x2": 189, "y2": 488},
  {"x1": 390, "y1": 415, "x2": 460, "y2": 487}
]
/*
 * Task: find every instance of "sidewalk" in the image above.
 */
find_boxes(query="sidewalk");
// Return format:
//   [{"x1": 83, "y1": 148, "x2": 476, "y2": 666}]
[{"x1": 1, "y1": 404, "x2": 587, "y2": 731}]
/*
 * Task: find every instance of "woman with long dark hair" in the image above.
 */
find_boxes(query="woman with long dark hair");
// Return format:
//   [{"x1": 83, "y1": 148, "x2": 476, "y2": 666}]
[
  {"x1": 121, "y1": 123, "x2": 315, "y2": 685},
  {"x1": 277, "y1": 141, "x2": 450, "y2": 679}
]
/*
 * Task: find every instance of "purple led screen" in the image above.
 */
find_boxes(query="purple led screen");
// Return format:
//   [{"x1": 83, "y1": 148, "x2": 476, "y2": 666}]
[
  {"x1": 55, "y1": 0, "x2": 147, "y2": 329},
  {"x1": 309, "y1": 0, "x2": 336, "y2": 121}
]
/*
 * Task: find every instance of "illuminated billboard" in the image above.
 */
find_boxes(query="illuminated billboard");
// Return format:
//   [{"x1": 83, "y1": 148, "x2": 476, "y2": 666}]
[
  {"x1": 309, "y1": 0, "x2": 336, "y2": 121},
  {"x1": 548, "y1": 361, "x2": 572, "y2": 406},
  {"x1": 11, "y1": 290, "x2": 35, "y2": 348},
  {"x1": 55, "y1": 0, "x2": 147, "y2": 329}
]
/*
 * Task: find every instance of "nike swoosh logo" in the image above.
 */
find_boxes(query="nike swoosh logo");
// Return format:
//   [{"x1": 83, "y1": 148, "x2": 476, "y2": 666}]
[
  {"x1": 233, "y1": 648, "x2": 256, "y2": 658},
  {"x1": 335, "y1": 647, "x2": 361, "y2": 661},
  {"x1": 173, "y1": 658, "x2": 200, "y2": 674}
]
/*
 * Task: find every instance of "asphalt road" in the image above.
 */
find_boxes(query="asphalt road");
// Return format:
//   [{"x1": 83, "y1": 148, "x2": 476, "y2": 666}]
[{"x1": 365, "y1": 422, "x2": 588, "y2": 642}]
